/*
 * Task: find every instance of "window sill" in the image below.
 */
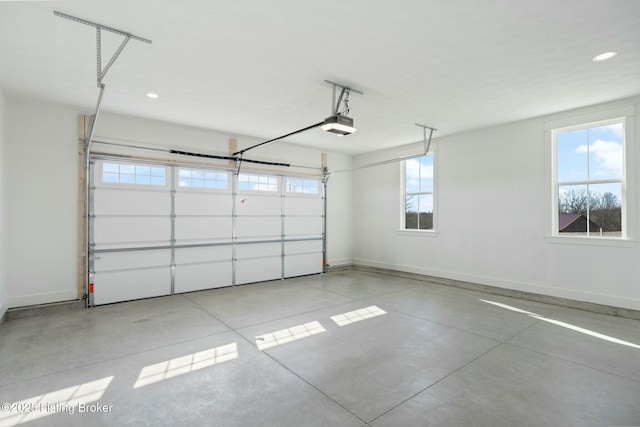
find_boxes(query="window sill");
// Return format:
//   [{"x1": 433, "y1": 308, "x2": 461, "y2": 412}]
[
  {"x1": 544, "y1": 235, "x2": 637, "y2": 248},
  {"x1": 397, "y1": 229, "x2": 439, "y2": 237}
]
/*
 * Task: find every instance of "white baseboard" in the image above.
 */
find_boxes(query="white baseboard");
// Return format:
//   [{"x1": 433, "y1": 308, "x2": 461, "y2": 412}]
[
  {"x1": 327, "y1": 258, "x2": 353, "y2": 267},
  {"x1": 352, "y1": 258, "x2": 640, "y2": 312},
  {"x1": 8, "y1": 289, "x2": 78, "y2": 309}
]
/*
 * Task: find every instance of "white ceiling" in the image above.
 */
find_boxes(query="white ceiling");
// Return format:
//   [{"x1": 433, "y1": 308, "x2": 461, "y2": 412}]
[{"x1": 1, "y1": 0, "x2": 639, "y2": 155}]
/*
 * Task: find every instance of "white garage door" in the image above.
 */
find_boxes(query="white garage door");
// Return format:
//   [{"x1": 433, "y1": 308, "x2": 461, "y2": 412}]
[{"x1": 89, "y1": 157, "x2": 324, "y2": 306}]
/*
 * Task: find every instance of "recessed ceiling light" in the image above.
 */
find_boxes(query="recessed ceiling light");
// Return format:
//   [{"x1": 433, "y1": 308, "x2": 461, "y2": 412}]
[
  {"x1": 146, "y1": 92, "x2": 159, "y2": 99},
  {"x1": 592, "y1": 51, "x2": 617, "y2": 62}
]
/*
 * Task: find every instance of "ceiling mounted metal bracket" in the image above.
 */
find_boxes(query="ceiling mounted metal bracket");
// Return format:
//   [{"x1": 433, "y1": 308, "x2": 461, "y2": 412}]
[
  {"x1": 415, "y1": 123, "x2": 437, "y2": 154},
  {"x1": 324, "y1": 80, "x2": 364, "y2": 116},
  {"x1": 54, "y1": 11, "x2": 152, "y2": 87}
]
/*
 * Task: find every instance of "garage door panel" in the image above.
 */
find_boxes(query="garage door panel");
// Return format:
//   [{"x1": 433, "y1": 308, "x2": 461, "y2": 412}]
[
  {"x1": 94, "y1": 217, "x2": 171, "y2": 248},
  {"x1": 175, "y1": 192, "x2": 232, "y2": 216},
  {"x1": 284, "y1": 197, "x2": 323, "y2": 216},
  {"x1": 93, "y1": 267, "x2": 171, "y2": 305},
  {"x1": 236, "y1": 193, "x2": 281, "y2": 216},
  {"x1": 236, "y1": 216, "x2": 281, "y2": 239},
  {"x1": 235, "y1": 242, "x2": 280, "y2": 258},
  {"x1": 93, "y1": 249, "x2": 171, "y2": 305},
  {"x1": 175, "y1": 217, "x2": 232, "y2": 242},
  {"x1": 175, "y1": 246, "x2": 231, "y2": 264},
  {"x1": 285, "y1": 253, "x2": 323, "y2": 277},
  {"x1": 94, "y1": 188, "x2": 170, "y2": 216},
  {"x1": 236, "y1": 257, "x2": 281, "y2": 284},
  {"x1": 284, "y1": 240, "x2": 322, "y2": 254},
  {"x1": 235, "y1": 242, "x2": 281, "y2": 284},
  {"x1": 94, "y1": 250, "x2": 170, "y2": 271},
  {"x1": 284, "y1": 217, "x2": 323, "y2": 237},
  {"x1": 175, "y1": 262, "x2": 232, "y2": 293},
  {"x1": 284, "y1": 240, "x2": 322, "y2": 277}
]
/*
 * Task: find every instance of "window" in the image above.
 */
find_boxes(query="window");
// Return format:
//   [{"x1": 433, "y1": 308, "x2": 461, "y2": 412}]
[
  {"x1": 178, "y1": 168, "x2": 228, "y2": 189},
  {"x1": 554, "y1": 119, "x2": 625, "y2": 237},
  {"x1": 237, "y1": 173, "x2": 278, "y2": 192},
  {"x1": 102, "y1": 162, "x2": 166, "y2": 186},
  {"x1": 404, "y1": 154, "x2": 434, "y2": 230},
  {"x1": 286, "y1": 178, "x2": 320, "y2": 195}
]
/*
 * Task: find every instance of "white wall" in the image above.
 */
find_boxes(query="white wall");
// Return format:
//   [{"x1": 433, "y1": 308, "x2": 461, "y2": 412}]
[
  {"x1": 353, "y1": 97, "x2": 640, "y2": 311},
  {"x1": 7, "y1": 101, "x2": 79, "y2": 307},
  {"x1": 0, "y1": 89, "x2": 8, "y2": 319},
  {"x1": 5, "y1": 103, "x2": 353, "y2": 307},
  {"x1": 325, "y1": 154, "x2": 353, "y2": 267}
]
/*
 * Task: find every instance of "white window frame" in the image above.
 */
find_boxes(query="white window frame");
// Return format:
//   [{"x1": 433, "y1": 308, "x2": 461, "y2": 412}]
[
  {"x1": 98, "y1": 160, "x2": 169, "y2": 188},
  {"x1": 176, "y1": 167, "x2": 230, "y2": 191},
  {"x1": 285, "y1": 177, "x2": 321, "y2": 196},
  {"x1": 237, "y1": 173, "x2": 279, "y2": 192},
  {"x1": 399, "y1": 150, "x2": 438, "y2": 236},
  {"x1": 545, "y1": 104, "x2": 636, "y2": 247}
]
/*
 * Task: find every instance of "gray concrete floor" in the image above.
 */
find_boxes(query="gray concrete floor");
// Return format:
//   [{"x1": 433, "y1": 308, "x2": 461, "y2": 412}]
[{"x1": 1, "y1": 270, "x2": 640, "y2": 426}]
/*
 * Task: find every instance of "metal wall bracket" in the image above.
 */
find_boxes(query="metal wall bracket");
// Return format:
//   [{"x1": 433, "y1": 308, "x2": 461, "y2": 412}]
[
  {"x1": 54, "y1": 11, "x2": 152, "y2": 87},
  {"x1": 414, "y1": 123, "x2": 437, "y2": 154},
  {"x1": 55, "y1": 11, "x2": 152, "y2": 307}
]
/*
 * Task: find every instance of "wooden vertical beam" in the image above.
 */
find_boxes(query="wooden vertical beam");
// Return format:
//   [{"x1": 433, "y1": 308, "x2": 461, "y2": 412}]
[
  {"x1": 77, "y1": 114, "x2": 90, "y2": 300},
  {"x1": 321, "y1": 152, "x2": 328, "y2": 174},
  {"x1": 229, "y1": 138, "x2": 237, "y2": 167}
]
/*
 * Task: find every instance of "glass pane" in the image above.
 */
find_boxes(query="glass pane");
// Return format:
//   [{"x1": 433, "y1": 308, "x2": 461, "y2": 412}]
[
  {"x1": 103, "y1": 172, "x2": 119, "y2": 182},
  {"x1": 151, "y1": 167, "x2": 165, "y2": 177},
  {"x1": 557, "y1": 129, "x2": 588, "y2": 183},
  {"x1": 418, "y1": 156, "x2": 434, "y2": 193},
  {"x1": 406, "y1": 156, "x2": 433, "y2": 193},
  {"x1": 216, "y1": 181, "x2": 227, "y2": 189},
  {"x1": 405, "y1": 158, "x2": 421, "y2": 193},
  {"x1": 120, "y1": 164, "x2": 135, "y2": 175},
  {"x1": 588, "y1": 182, "x2": 622, "y2": 237},
  {"x1": 120, "y1": 174, "x2": 135, "y2": 184},
  {"x1": 136, "y1": 166, "x2": 151, "y2": 176},
  {"x1": 558, "y1": 184, "x2": 588, "y2": 234},
  {"x1": 588, "y1": 124, "x2": 623, "y2": 181},
  {"x1": 192, "y1": 179, "x2": 204, "y2": 187},
  {"x1": 135, "y1": 175, "x2": 151, "y2": 184},
  {"x1": 179, "y1": 169, "x2": 191, "y2": 178},
  {"x1": 405, "y1": 195, "x2": 418, "y2": 229},
  {"x1": 192, "y1": 170, "x2": 204, "y2": 179},
  {"x1": 204, "y1": 180, "x2": 215, "y2": 188},
  {"x1": 179, "y1": 179, "x2": 190, "y2": 187},
  {"x1": 103, "y1": 163, "x2": 119, "y2": 173},
  {"x1": 417, "y1": 194, "x2": 433, "y2": 230}
]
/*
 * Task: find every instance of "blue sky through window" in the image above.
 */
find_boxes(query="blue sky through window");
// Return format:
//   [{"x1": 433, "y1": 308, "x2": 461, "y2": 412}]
[
  {"x1": 557, "y1": 123, "x2": 623, "y2": 203},
  {"x1": 557, "y1": 123, "x2": 623, "y2": 183},
  {"x1": 178, "y1": 168, "x2": 227, "y2": 189},
  {"x1": 405, "y1": 155, "x2": 434, "y2": 212},
  {"x1": 405, "y1": 155, "x2": 433, "y2": 194},
  {"x1": 103, "y1": 162, "x2": 165, "y2": 185}
]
